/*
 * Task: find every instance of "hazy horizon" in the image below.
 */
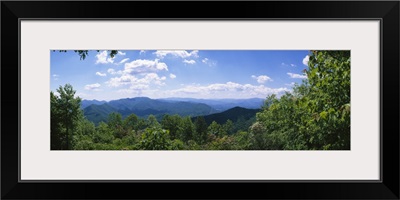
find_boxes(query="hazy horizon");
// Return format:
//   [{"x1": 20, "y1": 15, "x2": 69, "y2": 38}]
[{"x1": 78, "y1": 96, "x2": 267, "y2": 102}]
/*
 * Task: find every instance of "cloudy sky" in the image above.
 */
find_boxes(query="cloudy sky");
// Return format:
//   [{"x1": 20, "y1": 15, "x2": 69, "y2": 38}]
[{"x1": 50, "y1": 50, "x2": 309, "y2": 100}]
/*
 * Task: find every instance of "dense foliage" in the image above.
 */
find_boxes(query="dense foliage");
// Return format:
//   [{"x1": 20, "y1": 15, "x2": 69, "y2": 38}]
[
  {"x1": 51, "y1": 50, "x2": 350, "y2": 150},
  {"x1": 253, "y1": 50, "x2": 350, "y2": 150},
  {"x1": 51, "y1": 84, "x2": 82, "y2": 150}
]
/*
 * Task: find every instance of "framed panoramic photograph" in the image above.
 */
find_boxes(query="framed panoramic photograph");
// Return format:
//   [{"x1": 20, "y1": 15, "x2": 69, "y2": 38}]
[{"x1": 2, "y1": 1, "x2": 399, "y2": 200}]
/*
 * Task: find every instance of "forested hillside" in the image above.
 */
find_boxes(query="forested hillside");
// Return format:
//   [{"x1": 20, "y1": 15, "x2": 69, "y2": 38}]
[
  {"x1": 200, "y1": 106, "x2": 259, "y2": 125},
  {"x1": 51, "y1": 50, "x2": 350, "y2": 150},
  {"x1": 83, "y1": 97, "x2": 216, "y2": 124}
]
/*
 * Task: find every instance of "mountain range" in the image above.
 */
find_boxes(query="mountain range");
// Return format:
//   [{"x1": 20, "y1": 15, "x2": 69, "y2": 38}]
[
  {"x1": 159, "y1": 97, "x2": 264, "y2": 111},
  {"x1": 81, "y1": 97, "x2": 265, "y2": 124}
]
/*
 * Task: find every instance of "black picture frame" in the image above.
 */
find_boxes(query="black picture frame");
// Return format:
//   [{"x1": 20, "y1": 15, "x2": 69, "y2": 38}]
[{"x1": 1, "y1": 1, "x2": 399, "y2": 199}]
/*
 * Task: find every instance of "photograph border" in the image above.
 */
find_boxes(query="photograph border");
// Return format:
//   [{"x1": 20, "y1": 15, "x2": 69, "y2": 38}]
[
  {"x1": 2, "y1": 1, "x2": 399, "y2": 199},
  {"x1": 21, "y1": 19, "x2": 380, "y2": 182}
]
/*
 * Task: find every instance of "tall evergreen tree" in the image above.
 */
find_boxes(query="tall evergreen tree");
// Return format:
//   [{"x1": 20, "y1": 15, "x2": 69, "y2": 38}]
[
  {"x1": 194, "y1": 116, "x2": 208, "y2": 145},
  {"x1": 51, "y1": 84, "x2": 82, "y2": 150}
]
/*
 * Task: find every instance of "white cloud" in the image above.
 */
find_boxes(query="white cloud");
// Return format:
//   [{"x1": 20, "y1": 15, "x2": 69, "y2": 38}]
[
  {"x1": 105, "y1": 59, "x2": 169, "y2": 94},
  {"x1": 303, "y1": 55, "x2": 309, "y2": 66},
  {"x1": 251, "y1": 75, "x2": 272, "y2": 84},
  {"x1": 183, "y1": 59, "x2": 196, "y2": 65},
  {"x1": 107, "y1": 73, "x2": 167, "y2": 88},
  {"x1": 107, "y1": 68, "x2": 123, "y2": 75},
  {"x1": 139, "y1": 50, "x2": 146, "y2": 55},
  {"x1": 287, "y1": 72, "x2": 307, "y2": 79},
  {"x1": 107, "y1": 68, "x2": 116, "y2": 74},
  {"x1": 95, "y1": 50, "x2": 115, "y2": 64},
  {"x1": 119, "y1": 58, "x2": 130, "y2": 64},
  {"x1": 108, "y1": 81, "x2": 290, "y2": 99},
  {"x1": 144, "y1": 73, "x2": 166, "y2": 86},
  {"x1": 85, "y1": 83, "x2": 101, "y2": 90},
  {"x1": 170, "y1": 73, "x2": 176, "y2": 79},
  {"x1": 52, "y1": 74, "x2": 59, "y2": 80},
  {"x1": 118, "y1": 51, "x2": 126, "y2": 56},
  {"x1": 96, "y1": 72, "x2": 107, "y2": 77},
  {"x1": 202, "y1": 58, "x2": 217, "y2": 67},
  {"x1": 107, "y1": 75, "x2": 137, "y2": 87},
  {"x1": 285, "y1": 82, "x2": 296, "y2": 86},
  {"x1": 154, "y1": 50, "x2": 199, "y2": 59},
  {"x1": 282, "y1": 63, "x2": 297, "y2": 67},
  {"x1": 164, "y1": 82, "x2": 289, "y2": 99},
  {"x1": 123, "y1": 59, "x2": 168, "y2": 74}
]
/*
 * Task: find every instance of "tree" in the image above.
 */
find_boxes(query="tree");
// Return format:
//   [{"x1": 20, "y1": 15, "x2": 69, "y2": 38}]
[
  {"x1": 74, "y1": 136, "x2": 95, "y2": 150},
  {"x1": 51, "y1": 92, "x2": 64, "y2": 149},
  {"x1": 170, "y1": 139, "x2": 185, "y2": 150},
  {"x1": 72, "y1": 118, "x2": 96, "y2": 150},
  {"x1": 54, "y1": 50, "x2": 118, "y2": 60},
  {"x1": 123, "y1": 113, "x2": 140, "y2": 131},
  {"x1": 93, "y1": 122, "x2": 114, "y2": 144},
  {"x1": 232, "y1": 116, "x2": 256, "y2": 134},
  {"x1": 147, "y1": 115, "x2": 161, "y2": 128},
  {"x1": 304, "y1": 50, "x2": 350, "y2": 149},
  {"x1": 234, "y1": 131, "x2": 254, "y2": 150},
  {"x1": 208, "y1": 136, "x2": 235, "y2": 150},
  {"x1": 50, "y1": 84, "x2": 82, "y2": 150},
  {"x1": 161, "y1": 114, "x2": 182, "y2": 140},
  {"x1": 76, "y1": 119, "x2": 96, "y2": 137},
  {"x1": 208, "y1": 121, "x2": 222, "y2": 136},
  {"x1": 254, "y1": 94, "x2": 297, "y2": 150},
  {"x1": 194, "y1": 116, "x2": 208, "y2": 145},
  {"x1": 107, "y1": 112, "x2": 124, "y2": 138},
  {"x1": 138, "y1": 127, "x2": 172, "y2": 150},
  {"x1": 249, "y1": 122, "x2": 269, "y2": 149},
  {"x1": 222, "y1": 120, "x2": 234, "y2": 135},
  {"x1": 178, "y1": 116, "x2": 195, "y2": 142}
]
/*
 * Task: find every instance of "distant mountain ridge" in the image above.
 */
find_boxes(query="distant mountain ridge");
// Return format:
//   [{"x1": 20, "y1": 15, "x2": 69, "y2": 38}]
[
  {"x1": 159, "y1": 97, "x2": 265, "y2": 111},
  {"x1": 83, "y1": 103, "x2": 118, "y2": 123},
  {"x1": 82, "y1": 97, "x2": 265, "y2": 110},
  {"x1": 81, "y1": 99, "x2": 107, "y2": 109},
  {"x1": 82, "y1": 97, "x2": 217, "y2": 124},
  {"x1": 198, "y1": 106, "x2": 260, "y2": 125}
]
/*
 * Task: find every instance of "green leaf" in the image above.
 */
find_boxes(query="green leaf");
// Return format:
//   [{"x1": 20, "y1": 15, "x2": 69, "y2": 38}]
[{"x1": 320, "y1": 111, "x2": 328, "y2": 119}]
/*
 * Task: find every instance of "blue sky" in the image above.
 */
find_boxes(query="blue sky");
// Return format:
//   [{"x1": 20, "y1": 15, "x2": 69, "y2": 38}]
[{"x1": 51, "y1": 50, "x2": 310, "y2": 100}]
